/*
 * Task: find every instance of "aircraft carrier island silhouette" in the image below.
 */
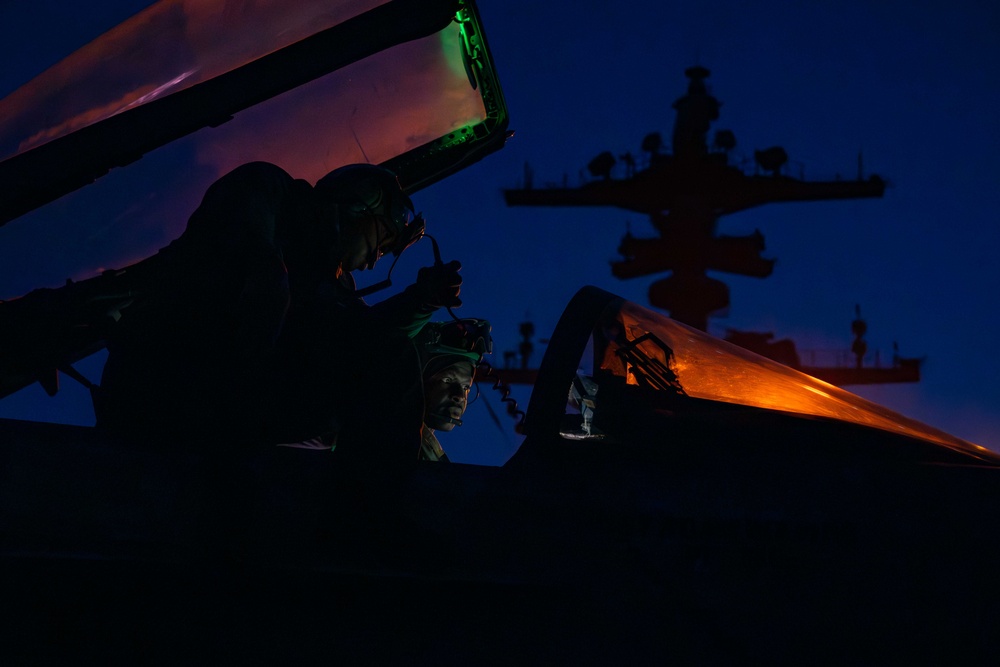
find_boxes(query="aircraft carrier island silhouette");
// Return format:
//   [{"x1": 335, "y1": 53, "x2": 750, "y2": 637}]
[{"x1": 503, "y1": 65, "x2": 920, "y2": 387}]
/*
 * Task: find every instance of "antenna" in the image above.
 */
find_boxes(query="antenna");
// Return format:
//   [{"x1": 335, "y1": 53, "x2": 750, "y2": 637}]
[{"x1": 351, "y1": 126, "x2": 371, "y2": 164}]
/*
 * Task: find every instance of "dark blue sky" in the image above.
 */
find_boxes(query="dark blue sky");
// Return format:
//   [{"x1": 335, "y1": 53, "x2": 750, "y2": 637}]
[
  {"x1": 438, "y1": 0, "x2": 1000, "y2": 461},
  {"x1": 1, "y1": 0, "x2": 998, "y2": 464}
]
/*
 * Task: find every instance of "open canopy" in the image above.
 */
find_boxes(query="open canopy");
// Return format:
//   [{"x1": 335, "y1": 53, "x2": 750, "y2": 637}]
[
  {"x1": 0, "y1": 0, "x2": 507, "y2": 295},
  {"x1": 526, "y1": 287, "x2": 999, "y2": 465}
]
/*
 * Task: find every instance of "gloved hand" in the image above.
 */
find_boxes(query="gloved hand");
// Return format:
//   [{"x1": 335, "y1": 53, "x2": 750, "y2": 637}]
[{"x1": 413, "y1": 260, "x2": 462, "y2": 309}]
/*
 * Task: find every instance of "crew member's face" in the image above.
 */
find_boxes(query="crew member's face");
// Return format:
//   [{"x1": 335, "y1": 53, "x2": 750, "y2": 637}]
[
  {"x1": 339, "y1": 214, "x2": 397, "y2": 272},
  {"x1": 423, "y1": 361, "x2": 475, "y2": 432}
]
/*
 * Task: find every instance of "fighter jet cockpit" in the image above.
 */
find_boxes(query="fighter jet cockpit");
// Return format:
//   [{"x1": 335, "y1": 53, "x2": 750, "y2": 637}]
[
  {"x1": 517, "y1": 287, "x2": 1000, "y2": 466},
  {"x1": 6, "y1": 5, "x2": 1000, "y2": 662}
]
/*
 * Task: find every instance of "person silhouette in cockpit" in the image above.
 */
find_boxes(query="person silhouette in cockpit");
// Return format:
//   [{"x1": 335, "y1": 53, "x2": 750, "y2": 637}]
[{"x1": 96, "y1": 161, "x2": 462, "y2": 445}]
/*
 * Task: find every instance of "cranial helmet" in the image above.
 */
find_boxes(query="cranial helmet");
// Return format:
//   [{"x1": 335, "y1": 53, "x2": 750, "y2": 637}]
[
  {"x1": 416, "y1": 319, "x2": 493, "y2": 380},
  {"x1": 314, "y1": 163, "x2": 422, "y2": 258}
]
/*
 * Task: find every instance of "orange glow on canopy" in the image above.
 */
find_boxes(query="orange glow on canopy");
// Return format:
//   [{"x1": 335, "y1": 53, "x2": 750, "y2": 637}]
[
  {"x1": 597, "y1": 301, "x2": 988, "y2": 455},
  {"x1": 195, "y1": 30, "x2": 486, "y2": 184}
]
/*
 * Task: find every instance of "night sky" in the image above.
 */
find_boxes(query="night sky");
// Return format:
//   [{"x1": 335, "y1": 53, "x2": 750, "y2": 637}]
[{"x1": 1, "y1": 0, "x2": 998, "y2": 466}]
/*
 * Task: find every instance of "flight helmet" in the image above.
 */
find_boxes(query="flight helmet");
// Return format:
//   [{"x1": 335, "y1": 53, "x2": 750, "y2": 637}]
[
  {"x1": 416, "y1": 319, "x2": 493, "y2": 380},
  {"x1": 314, "y1": 163, "x2": 424, "y2": 266}
]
